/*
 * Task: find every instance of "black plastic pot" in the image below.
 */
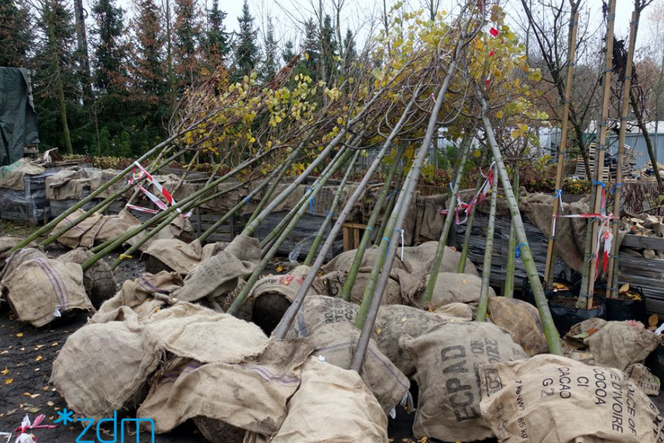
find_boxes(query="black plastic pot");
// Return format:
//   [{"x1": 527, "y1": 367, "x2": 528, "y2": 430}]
[
  {"x1": 548, "y1": 292, "x2": 607, "y2": 336},
  {"x1": 518, "y1": 271, "x2": 581, "y2": 307},
  {"x1": 603, "y1": 287, "x2": 647, "y2": 323}
]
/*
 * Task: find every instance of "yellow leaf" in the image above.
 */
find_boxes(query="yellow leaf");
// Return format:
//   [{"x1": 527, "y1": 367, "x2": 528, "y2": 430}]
[
  {"x1": 35, "y1": 355, "x2": 43, "y2": 362},
  {"x1": 51, "y1": 343, "x2": 58, "y2": 347},
  {"x1": 1, "y1": 368, "x2": 8, "y2": 376},
  {"x1": 16, "y1": 333, "x2": 23, "y2": 338},
  {"x1": 649, "y1": 314, "x2": 659, "y2": 327},
  {"x1": 619, "y1": 283, "x2": 630, "y2": 293},
  {"x1": 47, "y1": 401, "x2": 54, "y2": 407},
  {"x1": 495, "y1": 110, "x2": 504, "y2": 119},
  {"x1": 304, "y1": 52, "x2": 310, "y2": 61},
  {"x1": 5, "y1": 379, "x2": 14, "y2": 385}
]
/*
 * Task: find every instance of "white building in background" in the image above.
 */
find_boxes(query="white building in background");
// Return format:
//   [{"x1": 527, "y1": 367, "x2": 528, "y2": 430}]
[{"x1": 541, "y1": 121, "x2": 664, "y2": 170}]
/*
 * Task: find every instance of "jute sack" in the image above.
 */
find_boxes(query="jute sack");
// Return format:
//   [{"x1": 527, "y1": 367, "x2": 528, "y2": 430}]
[
  {"x1": 399, "y1": 242, "x2": 478, "y2": 279},
  {"x1": 373, "y1": 304, "x2": 448, "y2": 377},
  {"x1": 625, "y1": 363, "x2": 661, "y2": 396},
  {"x1": 94, "y1": 210, "x2": 141, "y2": 245},
  {"x1": 143, "y1": 302, "x2": 268, "y2": 364},
  {"x1": 563, "y1": 318, "x2": 608, "y2": 350},
  {"x1": 271, "y1": 358, "x2": 389, "y2": 443},
  {"x1": 478, "y1": 354, "x2": 664, "y2": 443},
  {"x1": 412, "y1": 272, "x2": 492, "y2": 309},
  {"x1": 283, "y1": 295, "x2": 358, "y2": 339},
  {"x1": 404, "y1": 321, "x2": 528, "y2": 442},
  {"x1": 51, "y1": 310, "x2": 162, "y2": 420},
  {"x1": 251, "y1": 266, "x2": 317, "y2": 334},
  {"x1": 174, "y1": 235, "x2": 260, "y2": 303},
  {"x1": 313, "y1": 267, "x2": 422, "y2": 306},
  {"x1": 0, "y1": 247, "x2": 47, "y2": 281},
  {"x1": 304, "y1": 321, "x2": 410, "y2": 415},
  {"x1": 52, "y1": 208, "x2": 104, "y2": 249},
  {"x1": 91, "y1": 271, "x2": 183, "y2": 323},
  {"x1": 137, "y1": 338, "x2": 311, "y2": 435},
  {"x1": 0, "y1": 159, "x2": 45, "y2": 191},
  {"x1": 488, "y1": 297, "x2": 548, "y2": 357},
  {"x1": 0, "y1": 239, "x2": 41, "y2": 274},
  {"x1": 433, "y1": 302, "x2": 473, "y2": 320},
  {"x1": 143, "y1": 239, "x2": 226, "y2": 274},
  {"x1": 58, "y1": 248, "x2": 117, "y2": 308},
  {"x1": 1, "y1": 257, "x2": 93, "y2": 327},
  {"x1": 586, "y1": 321, "x2": 660, "y2": 372},
  {"x1": 323, "y1": 247, "x2": 408, "y2": 274}
]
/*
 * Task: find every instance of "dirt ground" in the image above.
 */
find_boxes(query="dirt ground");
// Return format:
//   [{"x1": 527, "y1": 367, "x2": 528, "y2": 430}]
[{"x1": 1, "y1": 221, "x2": 663, "y2": 443}]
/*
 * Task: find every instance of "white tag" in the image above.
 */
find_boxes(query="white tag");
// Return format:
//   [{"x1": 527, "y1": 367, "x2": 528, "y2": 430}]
[
  {"x1": 53, "y1": 307, "x2": 62, "y2": 318},
  {"x1": 317, "y1": 355, "x2": 325, "y2": 362}
]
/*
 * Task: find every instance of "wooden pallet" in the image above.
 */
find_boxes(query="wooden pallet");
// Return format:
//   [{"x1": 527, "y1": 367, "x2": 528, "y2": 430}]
[{"x1": 343, "y1": 223, "x2": 367, "y2": 251}]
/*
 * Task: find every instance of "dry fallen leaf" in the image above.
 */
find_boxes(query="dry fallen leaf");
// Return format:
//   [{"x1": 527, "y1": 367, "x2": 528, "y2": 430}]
[
  {"x1": 1, "y1": 368, "x2": 8, "y2": 376},
  {"x1": 47, "y1": 402, "x2": 54, "y2": 407},
  {"x1": 16, "y1": 333, "x2": 23, "y2": 338},
  {"x1": 51, "y1": 343, "x2": 58, "y2": 347},
  {"x1": 5, "y1": 379, "x2": 13, "y2": 385},
  {"x1": 649, "y1": 314, "x2": 659, "y2": 327},
  {"x1": 35, "y1": 356, "x2": 43, "y2": 362},
  {"x1": 619, "y1": 283, "x2": 630, "y2": 294},
  {"x1": 0, "y1": 351, "x2": 8, "y2": 355},
  {"x1": 34, "y1": 345, "x2": 44, "y2": 350}
]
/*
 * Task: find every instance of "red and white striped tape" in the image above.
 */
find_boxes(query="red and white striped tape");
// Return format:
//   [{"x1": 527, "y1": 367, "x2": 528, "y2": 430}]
[{"x1": 126, "y1": 161, "x2": 191, "y2": 218}]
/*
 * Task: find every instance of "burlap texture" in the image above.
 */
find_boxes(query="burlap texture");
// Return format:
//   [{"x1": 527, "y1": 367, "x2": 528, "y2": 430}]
[
  {"x1": 1, "y1": 257, "x2": 93, "y2": 327},
  {"x1": 625, "y1": 363, "x2": 660, "y2": 396},
  {"x1": 303, "y1": 321, "x2": 410, "y2": 415},
  {"x1": 433, "y1": 302, "x2": 474, "y2": 320},
  {"x1": 373, "y1": 305, "x2": 448, "y2": 377},
  {"x1": 563, "y1": 318, "x2": 608, "y2": 350},
  {"x1": 53, "y1": 208, "x2": 104, "y2": 249},
  {"x1": 282, "y1": 295, "x2": 358, "y2": 340},
  {"x1": 313, "y1": 268, "x2": 422, "y2": 307},
  {"x1": 95, "y1": 209, "x2": 142, "y2": 244},
  {"x1": 0, "y1": 159, "x2": 44, "y2": 191},
  {"x1": 50, "y1": 312, "x2": 161, "y2": 420},
  {"x1": 488, "y1": 297, "x2": 548, "y2": 357},
  {"x1": 586, "y1": 321, "x2": 660, "y2": 372},
  {"x1": 251, "y1": 266, "x2": 315, "y2": 303},
  {"x1": 143, "y1": 303, "x2": 268, "y2": 364},
  {"x1": 45, "y1": 168, "x2": 92, "y2": 200},
  {"x1": 91, "y1": 271, "x2": 183, "y2": 323},
  {"x1": 137, "y1": 338, "x2": 311, "y2": 435},
  {"x1": 413, "y1": 272, "x2": 491, "y2": 309},
  {"x1": 271, "y1": 358, "x2": 389, "y2": 443},
  {"x1": 478, "y1": 354, "x2": 664, "y2": 443},
  {"x1": 404, "y1": 321, "x2": 527, "y2": 442},
  {"x1": 58, "y1": 248, "x2": 117, "y2": 308},
  {"x1": 174, "y1": 235, "x2": 260, "y2": 303},
  {"x1": 143, "y1": 239, "x2": 225, "y2": 274}
]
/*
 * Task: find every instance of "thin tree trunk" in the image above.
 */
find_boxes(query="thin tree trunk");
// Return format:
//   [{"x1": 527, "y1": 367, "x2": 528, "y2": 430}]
[
  {"x1": 340, "y1": 147, "x2": 404, "y2": 301},
  {"x1": 481, "y1": 94, "x2": 563, "y2": 355},
  {"x1": 475, "y1": 164, "x2": 498, "y2": 321},
  {"x1": 421, "y1": 136, "x2": 471, "y2": 305},
  {"x1": 457, "y1": 173, "x2": 483, "y2": 273},
  {"x1": 504, "y1": 167, "x2": 519, "y2": 298},
  {"x1": 304, "y1": 150, "x2": 360, "y2": 265}
]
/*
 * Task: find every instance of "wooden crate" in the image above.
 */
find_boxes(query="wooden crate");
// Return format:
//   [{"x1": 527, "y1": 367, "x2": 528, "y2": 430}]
[{"x1": 343, "y1": 223, "x2": 367, "y2": 251}]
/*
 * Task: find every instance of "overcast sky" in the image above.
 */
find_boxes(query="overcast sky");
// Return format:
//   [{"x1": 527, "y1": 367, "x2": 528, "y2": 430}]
[{"x1": 108, "y1": 0, "x2": 653, "y2": 57}]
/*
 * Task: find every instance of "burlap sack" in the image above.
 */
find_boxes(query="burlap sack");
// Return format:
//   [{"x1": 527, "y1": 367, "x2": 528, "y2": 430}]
[
  {"x1": 625, "y1": 363, "x2": 660, "y2": 396},
  {"x1": 0, "y1": 247, "x2": 47, "y2": 281},
  {"x1": 313, "y1": 267, "x2": 422, "y2": 307},
  {"x1": 250, "y1": 266, "x2": 316, "y2": 334},
  {"x1": 400, "y1": 242, "x2": 478, "y2": 278},
  {"x1": 478, "y1": 354, "x2": 664, "y2": 443},
  {"x1": 137, "y1": 338, "x2": 311, "y2": 435},
  {"x1": 563, "y1": 317, "x2": 608, "y2": 350},
  {"x1": 143, "y1": 303, "x2": 268, "y2": 364},
  {"x1": 53, "y1": 209, "x2": 104, "y2": 249},
  {"x1": 1, "y1": 257, "x2": 93, "y2": 327},
  {"x1": 304, "y1": 321, "x2": 410, "y2": 415},
  {"x1": 95, "y1": 209, "x2": 141, "y2": 244},
  {"x1": 283, "y1": 295, "x2": 358, "y2": 339},
  {"x1": 373, "y1": 304, "x2": 448, "y2": 377},
  {"x1": 413, "y1": 272, "x2": 492, "y2": 308},
  {"x1": 0, "y1": 237, "x2": 39, "y2": 255},
  {"x1": 0, "y1": 159, "x2": 44, "y2": 191},
  {"x1": 586, "y1": 321, "x2": 660, "y2": 371},
  {"x1": 91, "y1": 271, "x2": 183, "y2": 323},
  {"x1": 323, "y1": 247, "x2": 408, "y2": 274},
  {"x1": 271, "y1": 358, "x2": 389, "y2": 443},
  {"x1": 58, "y1": 248, "x2": 117, "y2": 308},
  {"x1": 143, "y1": 239, "x2": 225, "y2": 274},
  {"x1": 174, "y1": 235, "x2": 260, "y2": 302},
  {"x1": 404, "y1": 321, "x2": 528, "y2": 442},
  {"x1": 488, "y1": 297, "x2": 548, "y2": 357},
  {"x1": 433, "y1": 302, "x2": 474, "y2": 320},
  {"x1": 45, "y1": 168, "x2": 91, "y2": 200},
  {"x1": 521, "y1": 193, "x2": 589, "y2": 271},
  {"x1": 51, "y1": 311, "x2": 161, "y2": 420}
]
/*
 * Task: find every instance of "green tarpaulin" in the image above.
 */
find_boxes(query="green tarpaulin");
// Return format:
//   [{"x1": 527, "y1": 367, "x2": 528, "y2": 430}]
[{"x1": 0, "y1": 67, "x2": 40, "y2": 166}]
